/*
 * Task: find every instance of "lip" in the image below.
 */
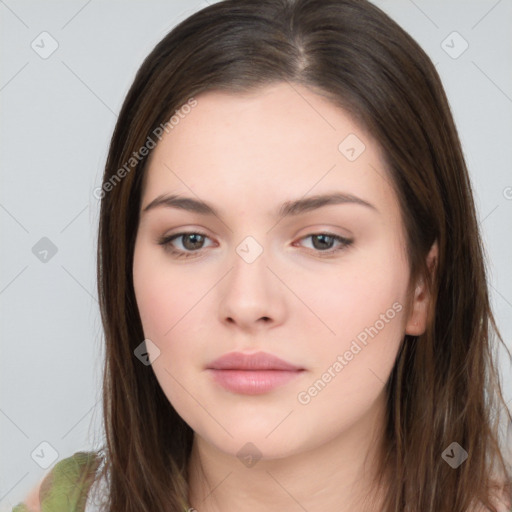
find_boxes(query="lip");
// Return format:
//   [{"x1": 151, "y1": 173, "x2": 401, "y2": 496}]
[
  {"x1": 207, "y1": 351, "x2": 303, "y2": 371},
  {"x1": 206, "y1": 351, "x2": 305, "y2": 395}
]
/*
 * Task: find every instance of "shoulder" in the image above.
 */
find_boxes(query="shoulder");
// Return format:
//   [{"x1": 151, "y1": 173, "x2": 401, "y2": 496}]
[{"x1": 12, "y1": 451, "x2": 104, "y2": 512}]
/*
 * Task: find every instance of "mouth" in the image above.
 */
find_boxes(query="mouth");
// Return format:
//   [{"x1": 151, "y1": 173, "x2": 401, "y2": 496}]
[{"x1": 206, "y1": 351, "x2": 305, "y2": 395}]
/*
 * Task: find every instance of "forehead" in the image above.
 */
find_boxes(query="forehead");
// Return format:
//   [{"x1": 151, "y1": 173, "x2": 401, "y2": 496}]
[{"x1": 141, "y1": 82, "x2": 397, "y2": 217}]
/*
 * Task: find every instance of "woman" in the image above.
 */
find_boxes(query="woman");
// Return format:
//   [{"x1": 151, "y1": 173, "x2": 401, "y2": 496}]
[{"x1": 14, "y1": 0, "x2": 512, "y2": 511}]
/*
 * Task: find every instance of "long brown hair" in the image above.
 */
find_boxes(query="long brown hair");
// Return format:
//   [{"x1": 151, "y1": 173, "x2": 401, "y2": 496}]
[{"x1": 94, "y1": 0, "x2": 512, "y2": 510}]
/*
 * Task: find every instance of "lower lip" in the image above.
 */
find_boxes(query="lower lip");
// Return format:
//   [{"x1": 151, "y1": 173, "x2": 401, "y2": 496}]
[{"x1": 207, "y1": 369, "x2": 304, "y2": 395}]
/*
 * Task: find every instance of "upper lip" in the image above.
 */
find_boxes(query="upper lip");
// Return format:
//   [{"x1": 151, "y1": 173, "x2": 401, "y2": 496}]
[{"x1": 207, "y1": 351, "x2": 303, "y2": 371}]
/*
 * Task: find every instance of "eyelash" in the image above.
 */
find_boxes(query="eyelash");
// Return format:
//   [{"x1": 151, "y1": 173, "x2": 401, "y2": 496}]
[{"x1": 157, "y1": 231, "x2": 354, "y2": 259}]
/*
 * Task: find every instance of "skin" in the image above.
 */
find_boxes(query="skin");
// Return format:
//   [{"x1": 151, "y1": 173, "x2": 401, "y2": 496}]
[{"x1": 132, "y1": 82, "x2": 436, "y2": 512}]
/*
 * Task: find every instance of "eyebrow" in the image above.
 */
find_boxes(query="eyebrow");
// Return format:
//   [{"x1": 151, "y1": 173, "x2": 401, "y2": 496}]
[{"x1": 141, "y1": 192, "x2": 378, "y2": 218}]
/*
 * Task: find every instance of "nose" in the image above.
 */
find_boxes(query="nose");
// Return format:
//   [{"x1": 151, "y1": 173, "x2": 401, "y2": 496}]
[{"x1": 217, "y1": 241, "x2": 287, "y2": 332}]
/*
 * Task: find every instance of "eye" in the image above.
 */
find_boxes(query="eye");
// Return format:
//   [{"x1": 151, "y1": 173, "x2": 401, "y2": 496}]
[
  {"x1": 157, "y1": 231, "x2": 214, "y2": 259},
  {"x1": 157, "y1": 231, "x2": 353, "y2": 260},
  {"x1": 296, "y1": 233, "x2": 353, "y2": 256}
]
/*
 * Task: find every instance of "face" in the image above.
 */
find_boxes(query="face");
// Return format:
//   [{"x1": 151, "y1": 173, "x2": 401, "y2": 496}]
[{"x1": 132, "y1": 82, "x2": 429, "y2": 461}]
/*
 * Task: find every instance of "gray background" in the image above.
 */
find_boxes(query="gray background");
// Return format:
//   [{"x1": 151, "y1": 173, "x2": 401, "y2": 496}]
[{"x1": 1, "y1": 0, "x2": 511, "y2": 509}]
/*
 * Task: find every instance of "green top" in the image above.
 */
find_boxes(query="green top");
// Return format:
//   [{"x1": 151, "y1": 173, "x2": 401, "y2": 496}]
[
  {"x1": 11, "y1": 451, "x2": 190, "y2": 512},
  {"x1": 12, "y1": 451, "x2": 102, "y2": 512}
]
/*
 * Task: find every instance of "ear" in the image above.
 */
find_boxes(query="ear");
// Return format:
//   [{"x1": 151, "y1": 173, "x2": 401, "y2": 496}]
[{"x1": 405, "y1": 241, "x2": 438, "y2": 336}]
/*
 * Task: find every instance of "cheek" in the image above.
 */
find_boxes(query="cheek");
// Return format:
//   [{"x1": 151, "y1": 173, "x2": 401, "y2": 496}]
[
  {"x1": 132, "y1": 244, "x2": 199, "y2": 411},
  {"x1": 291, "y1": 239, "x2": 409, "y2": 397},
  {"x1": 133, "y1": 242, "x2": 180, "y2": 342},
  {"x1": 133, "y1": 241, "x2": 188, "y2": 337},
  {"x1": 293, "y1": 244, "x2": 408, "y2": 343},
  {"x1": 132, "y1": 242, "x2": 211, "y2": 376}
]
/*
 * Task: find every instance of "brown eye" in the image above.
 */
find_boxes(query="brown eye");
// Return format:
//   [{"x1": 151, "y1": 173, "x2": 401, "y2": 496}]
[
  {"x1": 311, "y1": 234, "x2": 336, "y2": 250},
  {"x1": 297, "y1": 233, "x2": 353, "y2": 256},
  {"x1": 157, "y1": 231, "x2": 214, "y2": 259},
  {"x1": 178, "y1": 233, "x2": 206, "y2": 250}
]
